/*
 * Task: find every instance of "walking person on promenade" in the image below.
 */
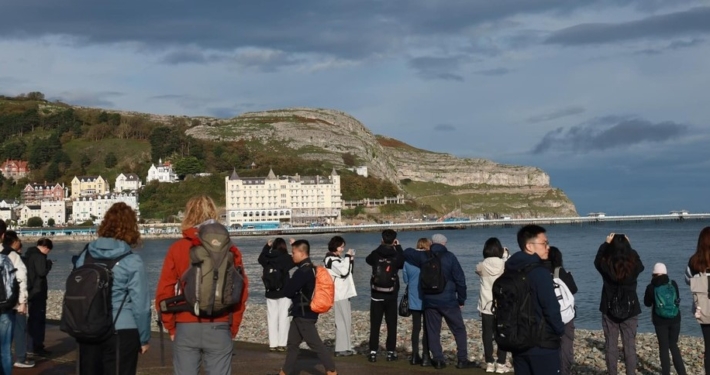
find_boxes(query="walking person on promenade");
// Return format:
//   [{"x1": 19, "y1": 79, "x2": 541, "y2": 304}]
[
  {"x1": 0, "y1": 229, "x2": 29, "y2": 370},
  {"x1": 22, "y1": 237, "x2": 53, "y2": 361},
  {"x1": 644, "y1": 263, "x2": 687, "y2": 375},
  {"x1": 258, "y1": 237, "x2": 295, "y2": 352},
  {"x1": 365, "y1": 229, "x2": 404, "y2": 362},
  {"x1": 541, "y1": 246, "x2": 578, "y2": 375},
  {"x1": 475, "y1": 237, "x2": 509, "y2": 373},
  {"x1": 402, "y1": 237, "x2": 431, "y2": 366},
  {"x1": 685, "y1": 226, "x2": 710, "y2": 374},
  {"x1": 155, "y1": 195, "x2": 249, "y2": 375},
  {"x1": 595, "y1": 232, "x2": 644, "y2": 375},
  {"x1": 500, "y1": 225, "x2": 563, "y2": 375},
  {"x1": 404, "y1": 234, "x2": 478, "y2": 369},
  {"x1": 323, "y1": 236, "x2": 357, "y2": 357},
  {"x1": 73, "y1": 202, "x2": 151, "y2": 375},
  {"x1": 277, "y1": 239, "x2": 337, "y2": 375}
]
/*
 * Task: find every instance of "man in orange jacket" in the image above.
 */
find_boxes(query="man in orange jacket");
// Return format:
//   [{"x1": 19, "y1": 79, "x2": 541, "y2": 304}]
[{"x1": 155, "y1": 196, "x2": 249, "y2": 375}]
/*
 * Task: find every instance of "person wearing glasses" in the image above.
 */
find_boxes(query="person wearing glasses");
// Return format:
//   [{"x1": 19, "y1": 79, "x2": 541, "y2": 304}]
[{"x1": 504, "y1": 224, "x2": 564, "y2": 375}]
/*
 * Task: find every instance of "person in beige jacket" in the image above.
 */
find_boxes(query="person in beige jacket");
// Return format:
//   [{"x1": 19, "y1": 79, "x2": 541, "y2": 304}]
[{"x1": 476, "y1": 237, "x2": 510, "y2": 373}]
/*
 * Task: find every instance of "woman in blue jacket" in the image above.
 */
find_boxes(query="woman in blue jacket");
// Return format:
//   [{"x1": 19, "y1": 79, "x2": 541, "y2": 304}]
[
  {"x1": 74, "y1": 202, "x2": 151, "y2": 375},
  {"x1": 403, "y1": 238, "x2": 431, "y2": 366}
]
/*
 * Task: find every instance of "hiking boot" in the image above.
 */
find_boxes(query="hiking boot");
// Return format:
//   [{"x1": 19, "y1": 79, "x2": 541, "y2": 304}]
[
  {"x1": 495, "y1": 363, "x2": 512, "y2": 373},
  {"x1": 14, "y1": 360, "x2": 35, "y2": 368},
  {"x1": 386, "y1": 351, "x2": 398, "y2": 361},
  {"x1": 421, "y1": 354, "x2": 432, "y2": 367},
  {"x1": 456, "y1": 360, "x2": 478, "y2": 369},
  {"x1": 432, "y1": 359, "x2": 447, "y2": 370},
  {"x1": 368, "y1": 351, "x2": 377, "y2": 362},
  {"x1": 409, "y1": 354, "x2": 422, "y2": 365},
  {"x1": 485, "y1": 362, "x2": 496, "y2": 372}
]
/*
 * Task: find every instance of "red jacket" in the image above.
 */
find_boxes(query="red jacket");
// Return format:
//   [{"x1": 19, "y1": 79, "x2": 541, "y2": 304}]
[{"x1": 155, "y1": 227, "x2": 249, "y2": 338}]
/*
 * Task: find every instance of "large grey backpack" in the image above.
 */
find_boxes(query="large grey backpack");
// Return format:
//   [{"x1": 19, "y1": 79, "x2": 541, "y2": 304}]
[
  {"x1": 180, "y1": 222, "x2": 245, "y2": 317},
  {"x1": 690, "y1": 272, "x2": 710, "y2": 324}
]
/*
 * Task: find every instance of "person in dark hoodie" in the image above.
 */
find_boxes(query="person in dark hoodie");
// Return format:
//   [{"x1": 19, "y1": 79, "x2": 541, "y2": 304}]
[
  {"x1": 258, "y1": 237, "x2": 296, "y2": 352},
  {"x1": 505, "y1": 224, "x2": 564, "y2": 375},
  {"x1": 595, "y1": 233, "x2": 644, "y2": 375},
  {"x1": 277, "y1": 239, "x2": 337, "y2": 375},
  {"x1": 365, "y1": 229, "x2": 405, "y2": 363},
  {"x1": 23, "y1": 237, "x2": 53, "y2": 358},
  {"x1": 644, "y1": 263, "x2": 687, "y2": 375},
  {"x1": 541, "y1": 246, "x2": 578, "y2": 375},
  {"x1": 403, "y1": 233, "x2": 477, "y2": 370},
  {"x1": 74, "y1": 202, "x2": 151, "y2": 375}
]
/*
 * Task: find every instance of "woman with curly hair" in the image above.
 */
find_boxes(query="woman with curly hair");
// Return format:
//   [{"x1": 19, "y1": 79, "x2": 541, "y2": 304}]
[{"x1": 73, "y1": 202, "x2": 151, "y2": 375}]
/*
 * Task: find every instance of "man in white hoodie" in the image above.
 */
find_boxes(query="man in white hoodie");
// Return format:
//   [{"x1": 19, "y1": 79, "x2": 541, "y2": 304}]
[
  {"x1": 324, "y1": 236, "x2": 357, "y2": 356},
  {"x1": 0, "y1": 227, "x2": 30, "y2": 371},
  {"x1": 476, "y1": 237, "x2": 510, "y2": 373}
]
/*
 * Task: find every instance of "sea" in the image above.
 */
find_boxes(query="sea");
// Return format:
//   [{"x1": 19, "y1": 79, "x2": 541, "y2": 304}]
[{"x1": 43, "y1": 219, "x2": 710, "y2": 337}]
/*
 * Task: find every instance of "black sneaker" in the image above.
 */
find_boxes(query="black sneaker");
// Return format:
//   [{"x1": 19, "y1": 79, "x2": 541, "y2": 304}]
[
  {"x1": 456, "y1": 360, "x2": 478, "y2": 369},
  {"x1": 368, "y1": 352, "x2": 377, "y2": 362},
  {"x1": 421, "y1": 355, "x2": 432, "y2": 367},
  {"x1": 432, "y1": 360, "x2": 447, "y2": 370},
  {"x1": 386, "y1": 351, "x2": 398, "y2": 362},
  {"x1": 33, "y1": 349, "x2": 52, "y2": 357}
]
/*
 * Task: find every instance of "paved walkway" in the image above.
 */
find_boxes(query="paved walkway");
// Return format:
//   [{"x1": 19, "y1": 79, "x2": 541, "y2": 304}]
[{"x1": 18, "y1": 324, "x2": 489, "y2": 375}]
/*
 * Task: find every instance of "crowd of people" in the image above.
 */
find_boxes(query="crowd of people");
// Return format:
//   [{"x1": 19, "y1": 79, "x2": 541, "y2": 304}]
[{"x1": 2, "y1": 196, "x2": 710, "y2": 375}]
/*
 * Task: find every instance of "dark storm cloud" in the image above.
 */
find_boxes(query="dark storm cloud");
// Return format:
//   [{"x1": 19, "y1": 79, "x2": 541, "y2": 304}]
[
  {"x1": 434, "y1": 124, "x2": 456, "y2": 132},
  {"x1": 475, "y1": 67, "x2": 512, "y2": 76},
  {"x1": 546, "y1": 6, "x2": 710, "y2": 46},
  {"x1": 2, "y1": 0, "x2": 690, "y2": 60},
  {"x1": 532, "y1": 117, "x2": 689, "y2": 154},
  {"x1": 50, "y1": 91, "x2": 124, "y2": 108},
  {"x1": 527, "y1": 106, "x2": 586, "y2": 123},
  {"x1": 408, "y1": 56, "x2": 466, "y2": 81}
]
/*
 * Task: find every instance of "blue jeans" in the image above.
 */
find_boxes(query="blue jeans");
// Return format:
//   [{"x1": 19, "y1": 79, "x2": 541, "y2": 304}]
[
  {"x1": 0, "y1": 312, "x2": 16, "y2": 375},
  {"x1": 13, "y1": 312, "x2": 28, "y2": 362}
]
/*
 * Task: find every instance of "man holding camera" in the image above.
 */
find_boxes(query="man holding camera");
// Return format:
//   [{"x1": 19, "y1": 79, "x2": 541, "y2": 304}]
[{"x1": 23, "y1": 238, "x2": 54, "y2": 357}]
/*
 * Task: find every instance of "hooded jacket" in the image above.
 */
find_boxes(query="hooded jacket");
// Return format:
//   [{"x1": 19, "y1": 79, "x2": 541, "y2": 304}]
[
  {"x1": 23, "y1": 246, "x2": 50, "y2": 300},
  {"x1": 594, "y1": 243, "x2": 644, "y2": 319},
  {"x1": 258, "y1": 244, "x2": 295, "y2": 299},
  {"x1": 476, "y1": 256, "x2": 505, "y2": 315},
  {"x1": 283, "y1": 258, "x2": 318, "y2": 320},
  {"x1": 403, "y1": 249, "x2": 428, "y2": 311},
  {"x1": 2, "y1": 245, "x2": 27, "y2": 310},
  {"x1": 403, "y1": 243, "x2": 466, "y2": 308},
  {"x1": 75, "y1": 238, "x2": 152, "y2": 345},
  {"x1": 366, "y1": 244, "x2": 405, "y2": 300},
  {"x1": 155, "y1": 225, "x2": 249, "y2": 338},
  {"x1": 644, "y1": 275, "x2": 681, "y2": 326},
  {"x1": 505, "y1": 251, "x2": 564, "y2": 352},
  {"x1": 324, "y1": 252, "x2": 357, "y2": 301}
]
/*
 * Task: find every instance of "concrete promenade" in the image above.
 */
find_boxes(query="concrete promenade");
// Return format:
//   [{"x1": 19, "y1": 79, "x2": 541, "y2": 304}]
[{"x1": 23, "y1": 323, "x2": 487, "y2": 375}]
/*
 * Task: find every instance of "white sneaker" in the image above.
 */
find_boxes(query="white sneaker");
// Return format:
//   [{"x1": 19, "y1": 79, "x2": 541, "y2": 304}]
[
  {"x1": 486, "y1": 362, "x2": 496, "y2": 372},
  {"x1": 495, "y1": 363, "x2": 512, "y2": 373},
  {"x1": 14, "y1": 360, "x2": 35, "y2": 368}
]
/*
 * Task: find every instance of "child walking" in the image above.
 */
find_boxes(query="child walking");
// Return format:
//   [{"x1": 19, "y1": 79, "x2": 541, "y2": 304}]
[{"x1": 643, "y1": 263, "x2": 687, "y2": 375}]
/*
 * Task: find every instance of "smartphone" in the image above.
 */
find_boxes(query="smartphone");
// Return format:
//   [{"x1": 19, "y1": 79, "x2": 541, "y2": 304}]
[{"x1": 613, "y1": 233, "x2": 626, "y2": 241}]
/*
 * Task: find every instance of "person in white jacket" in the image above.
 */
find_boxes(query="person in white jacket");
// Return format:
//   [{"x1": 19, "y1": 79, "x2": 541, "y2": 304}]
[
  {"x1": 1, "y1": 230, "x2": 30, "y2": 368},
  {"x1": 324, "y1": 236, "x2": 357, "y2": 356},
  {"x1": 475, "y1": 237, "x2": 510, "y2": 373}
]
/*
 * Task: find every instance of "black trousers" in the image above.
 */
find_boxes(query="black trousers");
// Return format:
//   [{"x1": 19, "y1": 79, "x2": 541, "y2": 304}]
[
  {"x1": 703, "y1": 324, "x2": 710, "y2": 375},
  {"x1": 282, "y1": 317, "x2": 336, "y2": 374},
  {"x1": 369, "y1": 299, "x2": 398, "y2": 352},
  {"x1": 28, "y1": 295, "x2": 47, "y2": 350},
  {"x1": 654, "y1": 323, "x2": 686, "y2": 375},
  {"x1": 79, "y1": 329, "x2": 141, "y2": 375},
  {"x1": 481, "y1": 313, "x2": 507, "y2": 364},
  {"x1": 410, "y1": 310, "x2": 429, "y2": 357}
]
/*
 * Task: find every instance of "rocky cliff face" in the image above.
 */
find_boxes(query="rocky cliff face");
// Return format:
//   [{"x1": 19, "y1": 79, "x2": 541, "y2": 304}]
[{"x1": 185, "y1": 107, "x2": 578, "y2": 216}]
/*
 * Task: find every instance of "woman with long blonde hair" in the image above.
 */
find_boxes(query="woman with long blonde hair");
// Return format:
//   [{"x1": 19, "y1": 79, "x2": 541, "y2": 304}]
[{"x1": 155, "y1": 195, "x2": 249, "y2": 375}]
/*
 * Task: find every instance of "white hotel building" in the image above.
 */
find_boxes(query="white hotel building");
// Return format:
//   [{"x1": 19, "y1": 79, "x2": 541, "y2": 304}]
[
  {"x1": 72, "y1": 193, "x2": 140, "y2": 223},
  {"x1": 225, "y1": 169, "x2": 342, "y2": 226}
]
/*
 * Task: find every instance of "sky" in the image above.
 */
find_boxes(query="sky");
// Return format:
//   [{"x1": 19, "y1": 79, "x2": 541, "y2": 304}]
[{"x1": 1, "y1": 1, "x2": 709, "y2": 215}]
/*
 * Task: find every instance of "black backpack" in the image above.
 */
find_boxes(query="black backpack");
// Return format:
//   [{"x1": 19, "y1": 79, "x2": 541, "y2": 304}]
[
  {"x1": 371, "y1": 256, "x2": 398, "y2": 293},
  {"x1": 262, "y1": 264, "x2": 285, "y2": 292},
  {"x1": 492, "y1": 264, "x2": 541, "y2": 352},
  {"x1": 0, "y1": 247, "x2": 19, "y2": 312},
  {"x1": 60, "y1": 246, "x2": 131, "y2": 343},
  {"x1": 607, "y1": 285, "x2": 635, "y2": 321},
  {"x1": 420, "y1": 251, "x2": 446, "y2": 294}
]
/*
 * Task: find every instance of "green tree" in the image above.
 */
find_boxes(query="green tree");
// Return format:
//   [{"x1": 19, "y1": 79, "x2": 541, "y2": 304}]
[
  {"x1": 105, "y1": 152, "x2": 118, "y2": 168},
  {"x1": 26, "y1": 217, "x2": 43, "y2": 227},
  {"x1": 174, "y1": 156, "x2": 204, "y2": 178},
  {"x1": 108, "y1": 113, "x2": 121, "y2": 126},
  {"x1": 149, "y1": 127, "x2": 181, "y2": 162},
  {"x1": 44, "y1": 162, "x2": 60, "y2": 181},
  {"x1": 80, "y1": 153, "x2": 91, "y2": 170},
  {"x1": 47, "y1": 218, "x2": 55, "y2": 227},
  {"x1": 26, "y1": 92, "x2": 45, "y2": 101},
  {"x1": 98, "y1": 111, "x2": 109, "y2": 123}
]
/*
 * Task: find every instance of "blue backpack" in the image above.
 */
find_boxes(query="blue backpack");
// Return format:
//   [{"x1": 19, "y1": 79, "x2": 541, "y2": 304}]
[{"x1": 654, "y1": 282, "x2": 679, "y2": 319}]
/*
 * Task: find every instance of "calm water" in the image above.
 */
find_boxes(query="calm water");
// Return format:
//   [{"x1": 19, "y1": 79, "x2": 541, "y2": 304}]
[{"x1": 43, "y1": 219, "x2": 710, "y2": 337}]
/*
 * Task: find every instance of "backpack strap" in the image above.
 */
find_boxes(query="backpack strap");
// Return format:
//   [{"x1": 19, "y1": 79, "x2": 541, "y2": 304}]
[{"x1": 553, "y1": 267, "x2": 561, "y2": 279}]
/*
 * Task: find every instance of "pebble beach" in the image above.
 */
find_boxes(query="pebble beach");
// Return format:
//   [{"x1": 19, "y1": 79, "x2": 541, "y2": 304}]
[{"x1": 46, "y1": 290, "x2": 705, "y2": 374}]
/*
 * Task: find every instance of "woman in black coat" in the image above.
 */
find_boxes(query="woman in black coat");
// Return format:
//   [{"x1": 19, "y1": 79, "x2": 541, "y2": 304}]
[{"x1": 258, "y1": 237, "x2": 295, "y2": 351}]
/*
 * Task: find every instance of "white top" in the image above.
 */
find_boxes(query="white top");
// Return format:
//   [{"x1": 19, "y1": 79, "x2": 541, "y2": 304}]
[
  {"x1": 7, "y1": 251, "x2": 28, "y2": 307},
  {"x1": 475, "y1": 257, "x2": 505, "y2": 315},
  {"x1": 324, "y1": 254, "x2": 357, "y2": 301}
]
